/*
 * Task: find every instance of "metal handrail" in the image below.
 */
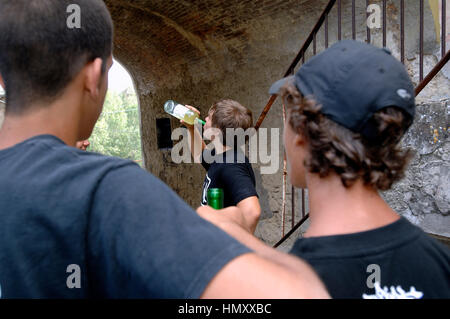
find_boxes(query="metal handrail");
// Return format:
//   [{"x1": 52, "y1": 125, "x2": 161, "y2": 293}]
[
  {"x1": 254, "y1": 0, "x2": 337, "y2": 131},
  {"x1": 274, "y1": 214, "x2": 309, "y2": 248},
  {"x1": 415, "y1": 50, "x2": 450, "y2": 96}
]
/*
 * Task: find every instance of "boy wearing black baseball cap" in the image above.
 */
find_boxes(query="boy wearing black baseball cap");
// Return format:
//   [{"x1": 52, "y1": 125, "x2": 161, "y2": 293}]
[{"x1": 269, "y1": 40, "x2": 450, "y2": 298}]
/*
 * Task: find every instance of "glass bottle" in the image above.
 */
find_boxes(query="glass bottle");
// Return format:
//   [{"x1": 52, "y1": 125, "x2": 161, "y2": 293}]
[{"x1": 164, "y1": 100, "x2": 205, "y2": 125}]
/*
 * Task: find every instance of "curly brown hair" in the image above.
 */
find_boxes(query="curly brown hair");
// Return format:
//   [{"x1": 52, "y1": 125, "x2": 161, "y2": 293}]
[{"x1": 280, "y1": 82, "x2": 414, "y2": 190}]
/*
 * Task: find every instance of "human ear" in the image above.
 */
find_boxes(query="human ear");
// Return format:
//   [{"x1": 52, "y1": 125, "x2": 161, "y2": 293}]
[{"x1": 84, "y1": 58, "x2": 104, "y2": 98}]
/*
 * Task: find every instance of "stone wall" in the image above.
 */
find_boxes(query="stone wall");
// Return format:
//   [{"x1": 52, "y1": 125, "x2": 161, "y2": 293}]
[
  {"x1": 103, "y1": 0, "x2": 449, "y2": 245},
  {"x1": 383, "y1": 99, "x2": 449, "y2": 237}
]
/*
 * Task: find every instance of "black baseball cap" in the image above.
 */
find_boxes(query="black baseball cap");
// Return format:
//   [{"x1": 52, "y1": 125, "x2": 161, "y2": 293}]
[{"x1": 269, "y1": 40, "x2": 415, "y2": 138}]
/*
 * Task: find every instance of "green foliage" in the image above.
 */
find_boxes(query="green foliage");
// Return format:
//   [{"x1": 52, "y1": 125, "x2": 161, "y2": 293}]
[{"x1": 89, "y1": 89, "x2": 143, "y2": 166}]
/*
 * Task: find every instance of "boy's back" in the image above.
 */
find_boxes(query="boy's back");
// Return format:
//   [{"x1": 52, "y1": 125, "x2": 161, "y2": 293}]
[
  {"x1": 0, "y1": 135, "x2": 250, "y2": 298},
  {"x1": 201, "y1": 148, "x2": 257, "y2": 207},
  {"x1": 290, "y1": 217, "x2": 450, "y2": 298}
]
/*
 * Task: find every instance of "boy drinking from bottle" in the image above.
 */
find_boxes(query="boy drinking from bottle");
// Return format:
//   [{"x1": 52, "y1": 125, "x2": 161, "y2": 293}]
[{"x1": 181, "y1": 99, "x2": 261, "y2": 233}]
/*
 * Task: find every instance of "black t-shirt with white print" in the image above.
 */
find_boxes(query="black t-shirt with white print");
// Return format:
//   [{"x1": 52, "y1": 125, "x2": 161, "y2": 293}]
[
  {"x1": 201, "y1": 148, "x2": 258, "y2": 207},
  {"x1": 289, "y1": 217, "x2": 450, "y2": 299}
]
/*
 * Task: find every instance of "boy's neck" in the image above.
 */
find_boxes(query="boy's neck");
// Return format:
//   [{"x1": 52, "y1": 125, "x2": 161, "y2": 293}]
[
  {"x1": 0, "y1": 100, "x2": 81, "y2": 150},
  {"x1": 303, "y1": 173, "x2": 400, "y2": 238}
]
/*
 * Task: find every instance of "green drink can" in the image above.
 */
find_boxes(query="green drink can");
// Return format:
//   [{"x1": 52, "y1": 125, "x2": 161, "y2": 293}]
[{"x1": 207, "y1": 188, "x2": 224, "y2": 209}]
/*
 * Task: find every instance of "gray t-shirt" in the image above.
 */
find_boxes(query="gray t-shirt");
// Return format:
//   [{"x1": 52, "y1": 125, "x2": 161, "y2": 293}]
[{"x1": 0, "y1": 135, "x2": 250, "y2": 298}]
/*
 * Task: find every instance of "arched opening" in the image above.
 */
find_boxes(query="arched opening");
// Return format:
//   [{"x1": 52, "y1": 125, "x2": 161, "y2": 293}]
[{"x1": 89, "y1": 59, "x2": 144, "y2": 167}]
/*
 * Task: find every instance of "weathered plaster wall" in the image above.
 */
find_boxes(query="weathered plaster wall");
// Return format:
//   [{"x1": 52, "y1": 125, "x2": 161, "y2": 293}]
[{"x1": 383, "y1": 100, "x2": 449, "y2": 237}]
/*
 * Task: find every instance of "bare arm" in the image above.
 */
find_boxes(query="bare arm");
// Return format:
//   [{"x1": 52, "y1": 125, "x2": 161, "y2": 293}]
[
  {"x1": 236, "y1": 196, "x2": 261, "y2": 234},
  {"x1": 204, "y1": 197, "x2": 260, "y2": 234},
  {"x1": 201, "y1": 253, "x2": 329, "y2": 298},
  {"x1": 197, "y1": 206, "x2": 330, "y2": 299},
  {"x1": 181, "y1": 105, "x2": 205, "y2": 163}
]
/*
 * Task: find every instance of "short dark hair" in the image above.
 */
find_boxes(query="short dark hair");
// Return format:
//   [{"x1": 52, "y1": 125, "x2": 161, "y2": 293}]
[
  {"x1": 0, "y1": 0, "x2": 113, "y2": 114},
  {"x1": 281, "y1": 82, "x2": 414, "y2": 191}
]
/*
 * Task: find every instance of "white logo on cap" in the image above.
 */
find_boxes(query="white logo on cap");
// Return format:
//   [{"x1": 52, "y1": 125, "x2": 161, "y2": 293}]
[{"x1": 397, "y1": 89, "x2": 411, "y2": 100}]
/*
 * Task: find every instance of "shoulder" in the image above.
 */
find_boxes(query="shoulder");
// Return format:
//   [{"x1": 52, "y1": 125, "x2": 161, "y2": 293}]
[
  {"x1": 396, "y1": 218, "x2": 450, "y2": 259},
  {"x1": 31, "y1": 134, "x2": 135, "y2": 168},
  {"x1": 414, "y1": 230, "x2": 450, "y2": 263},
  {"x1": 92, "y1": 158, "x2": 194, "y2": 217},
  {"x1": 7, "y1": 135, "x2": 139, "y2": 190},
  {"x1": 219, "y1": 161, "x2": 255, "y2": 181}
]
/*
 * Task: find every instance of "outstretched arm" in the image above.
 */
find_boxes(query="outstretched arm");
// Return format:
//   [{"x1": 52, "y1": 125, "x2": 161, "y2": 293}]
[
  {"x1": 201, "y1": 252, "x2": 329, "y2": 298},
  {"x1": 197, "y1": 206, "x2": 330, "y2": 298},
  {"x1": 181, "y1": 105, "x2": 205, "y2": 163}
]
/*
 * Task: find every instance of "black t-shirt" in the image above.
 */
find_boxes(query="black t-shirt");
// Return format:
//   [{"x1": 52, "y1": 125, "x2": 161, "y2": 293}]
[
  {"x1": 289, "y1": 217, "x2": 450, "y2": 299},
  {"x1": 201, "y1": 148, "x2": 258, "y2": 207},
  {"x1": 0, "y1": 135, "x2": 251, "y2": 298}
]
